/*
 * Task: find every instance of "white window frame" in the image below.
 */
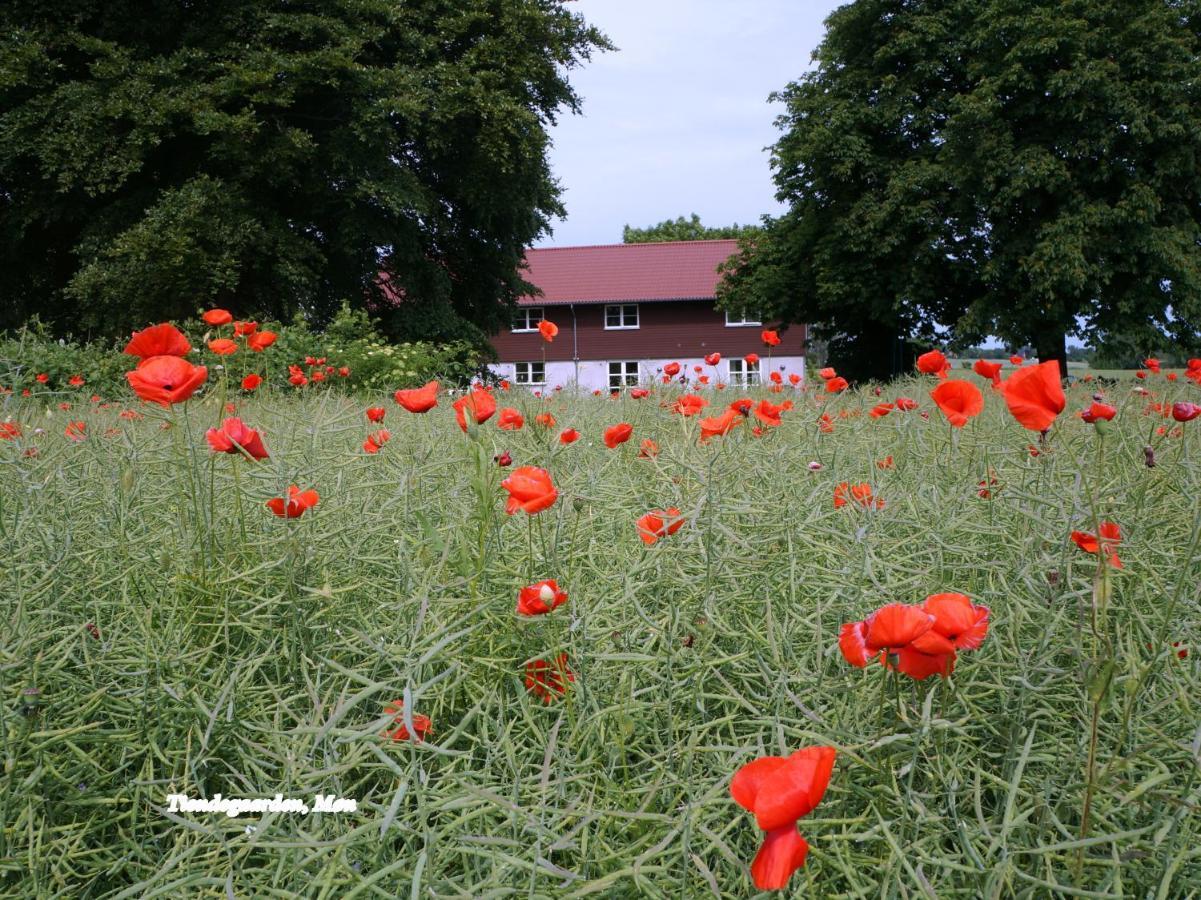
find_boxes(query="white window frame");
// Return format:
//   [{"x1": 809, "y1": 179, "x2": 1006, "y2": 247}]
[
  {"x1": 512, "y1": 307, "x2": 545, "y2": 333},
  {"x1": 725, "y1": 310, "x2": 762, "y2": 327},
  {"x1": 604, "y1": 304, "x2": 640, "y2": 330},
  {"x1": 608, "y1": 361, "x2": 639, "y2": 389},
  {"x1": 514, "y1": 362, "x2": 545, "y2": 386},
  {"x1": 728, "y1": 358, "x2": 761, "y2": 385}
]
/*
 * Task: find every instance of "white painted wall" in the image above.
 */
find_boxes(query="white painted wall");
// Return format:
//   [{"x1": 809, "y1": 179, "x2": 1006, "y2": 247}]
[{"x1": 489, "y1": 356, "x2": 806, "y2": 393}]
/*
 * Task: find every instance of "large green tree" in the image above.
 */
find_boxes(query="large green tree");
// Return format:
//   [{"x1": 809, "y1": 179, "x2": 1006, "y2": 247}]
[
  {"x1": 719, "y1": 0, "x2": 1201, "y2": 380},
  {"x1": 623, "y1": 214, "x2": 760, "y2": 244},
  {"x1": 0, "y1": 0, "x2": 607, "y2": 341}
]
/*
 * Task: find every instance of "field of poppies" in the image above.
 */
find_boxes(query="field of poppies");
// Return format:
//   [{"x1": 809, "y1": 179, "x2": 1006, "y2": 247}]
[{"x1": 2, "y1": 319, "x2": 1200, "y2": 897}]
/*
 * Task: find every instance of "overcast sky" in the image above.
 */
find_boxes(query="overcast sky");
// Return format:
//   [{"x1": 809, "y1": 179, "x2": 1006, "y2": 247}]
[{"x1": 537, "y1": 0, "x2": 845, "y2": 247}]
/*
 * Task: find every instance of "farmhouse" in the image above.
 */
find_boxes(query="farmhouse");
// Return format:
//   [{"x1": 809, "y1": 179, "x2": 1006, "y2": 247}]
[{"x1": 489, "y1": 240, "x2": 806, "y2": 393}]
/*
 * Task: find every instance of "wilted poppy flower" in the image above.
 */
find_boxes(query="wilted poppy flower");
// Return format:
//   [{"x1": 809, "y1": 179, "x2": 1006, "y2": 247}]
[
  {"x1": 869, "y1": 402, "x2": 894, "y2": 419},
  {"x1": 247, "y1": 331, "x2": 278, "y2": 352},
  {"x1": 124, "y1": 323, "x2": 192, "y2": 359},
  {"x1": 638, "y1": 438, "x2": 660, "y2": 458},
  {"x1": 1002, "y1": 361, "x2": 1065, "y2": 431},
  {"x1": 673, "y1": 394, "x2": 709, "y2": 417},
  {"x1": 498, "y1": 407, "x2": 525, "y2": 430},
  {"x1": 207, "y1": 338, "x2": 237, "y2": 355},
  {"x1": 363, "y1": 429, "x2": 391, "y2": 454},
  {"x1": 1081, "y1": 402, "x2": 1116, "y2": 424},
  {"x1": 126, "y1": 356, "x2": 208, "y2": 406},
  {"x1": 558, "y1": 428, "x2": 580, "y2": 445},
  {"x1": 205, "y1": 417, "x2": 269, "y2": 460},
  {"x1": 761, "y1": 330, "x2": 781, "y2": 347},
  {"x1": 916, "y1": 350, "x2": 950, "y2": 378},
  {"x1": 704, "y1": 352, "x2": 721, "y2": 366},
  {"x1": 1172, "y1": 402, "x2": 1200, "y2": 423},
  {"x1": 202, "y1": 308, "x2": 233, "y2": 326},
  {"x1": 517, "y1": 579, "x2": 568, "y2": 616},
  {"x1": 833, "y1": 482, "x2": 882, "y2": 509},
  {"x1": 603, "y1": 422, "x2": 633, "y2": 448},
  {"x1": 930, "y1": 380, "x2": 984, "y2": 428},
  {"x1": 754, "y1": 400, "x2": 785, "y2": 427},
  {"x1": 241, "y1": 374, "x2": 262, "y2": 391},
  {"x1": 636, "y1": 508, "x2": 685, "y2": 545},
  {"x1": 382, "y1": 700, "x2": 432, "y2": 742},
  {"x1": 973, "y1": 359, "x2": 1003, "y2": 384},
  {"x1": 266, "y1": 485, "x2": 319, "y2": 518},
  {"x1": 1009, "y1": 355, "x2": 1024, "y2": 366},
  {"x1": 64, "y1": 421, "x2": 87, "y2": 442},
  {"x1": 699, "y1": 409, "x2": 741, "y2": 443},
  {"x1": 365, "y1": 406, "x2": 386, "y2": 423},
  {"x1": 501, "y1": 466, "x2": 557, "y2": 515},
  {"x1": 394, "y1": 380, "x2": 438, "y2": 413},
  {"x1": 825, "y1": 376, "x2": 848, "y2": 393},
  {"x1": 1071, "y1": 521, "x2": 1123, "y2": 569},
  {"x1": 730, "y1": 746, "x2": 835, "y2": 890},
  {"x1": 525, "y1": 653, "x2": 574, "y2": 702},
  {"x1": 895, "y1": 396, "x2": 918, "y2": 411},
  {"x1": 453, "y1": 387, "x2": 497, "y2": 431}
]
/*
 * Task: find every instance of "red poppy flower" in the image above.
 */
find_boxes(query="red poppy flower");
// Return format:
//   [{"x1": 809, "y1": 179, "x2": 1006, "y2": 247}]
[
  {"x1": 895, "y1": 397, "x2": 918, "y2": 411},
  {"x1": 382, "y1": 700, "x2": 432, "y2": 742},
  {"x1": 704, "y1": 352, "x2": 721, "y2": 366},
  {"x1": 363, "y1": 429, "x2": 391, "y2": 454},
  {"x1": 64, "y1": 421, "x2": 87, "y2": 441},
  {"x1": 876, "y1": 455, "x2": 894, "y2": 469},
  {"x1": 126, "y1": 356, "x2": 208, "y2": 406},
  {"x1": 818, "y1": 413, "x2": 834, "y2": 433},
  {"x1": 833, "y1": 482, "x2": 882, "y2": 509},
  {"x1": 916, "y1": 350, "x2": 950, "y2": 378},
  {"x1": 365, "y1": 406, "x2": 386, "y2": 423},
  {"x1": 930, "y1": 380, "x2": 984, "y2": 427},
  {"x1": 604, "y1": 422, "x2": 633, "y2": 448},
  {"x1": 124, "y1": 323, "x2": 192, "y2": 359},
  {"x1": 825, "y1": 376, "x2": 848, "y2": 393},
  {"x1": 869, "y1": 402, "x2": 894, "y2": 419},
  {"x1": 1009, "y1": 355, "x2": 1024, "y2": 366},
  {"x1": 311, "y1": 370, "x2": 326, "y2": 382},
  {"x1": 202, "y1": 309, "x2": 233, "y2": 326},
  {"x1": 728, "y1": 398, "x2": 752, "y2": 415},
  {"x1": 754, "y1": 399, "x2": 785, "y2": 427},
  {"x1": 266, "y1": 485, "x2": 319, "y2": 518},
  {"x1": 973, "y1": 359, "x2": 1003, "y2": 384},
  {"x1": 290, "y1": 373, "x2": 309, "y2": 387},
  {"x1": 1143, "y1": 357, "x2": 1161, "y2": 373},
  {"x1": 638, "y1": 438, "x2": 660, "y2": 458},
  {"x1": 761, "y1": 330, "x2": 781, "y2": 347},
  {"x1": 673, "y1": 394, "x2": 709, "y2": 417},
  {"x1": 394, "y1": 381, "x2": 438, "y2": 413},
  {"x1": 699, "y1": 408, "x2": 741, "y2": 443},
  {"x1": 922, "y1": 593, "x2": 990, "y2": 651},
  {"x1": 0, "y1": 422, "x2": 21, "y2": 440},
  {"x1": 1080, "y1": 402, "x2": 1116, "y2": 423},
  {"x1": 538, "y1": 320, "x2": 559, "y2": 342},
  {"x1": 247, "y1": 331, "x2": 278, "y2": 352},
  {"x1": 35, "y1": 373, "x2": 49, "y2": 384},
  {"x1": 636, "y1": 508, "x2": 685, "y2": 545},
  {"x1": 517, "y1": 579, "x2": 568, "y2": 616},
  {"x1": 1172, "y1": 402, "x2": 1200, "y2": 423},
  {"x1": 498, "y1": 407, "x2": 525, "y2": 430},
  {"x1": 629, "y1": 388, "x2": 649, "y2": 399},
  {"x1": 240, "y1": 374, "x2": 261, "y2": 391},
  {"x1": 745, "y1": 353, "x2": 760, "y2": 366},
  {"x1": 208, "y1": 338, "x2": 238, "y2": 355},
  {"x1": 661, "y1": 362, "x2": 681, "y2": 378},
  {"x1": 1071, "y1": 521, "x2": 1123, "y2": 569},
  {"x1": 789, "y1": 373, "x2": 801, "y2": 385},
  {"x1": 64, "y1": 375, "x2": 83, "y2": 388},
  {"x1": 730, "y1": 746, "x2": 836, "y2": 890},
  {"x1": 453, "y1": 387, "x2": 497, "y2": 431},
  {"x1": 558, "y1": 428, "x2": 580, "y2": 445},
  {"x1": 501, "y1": 466, "x2": 557, "y2": 515},
  {"x1": 1001, "y1": 361, "x2": 1065, "y2": 431},
  {"x1": 205, "y1": 418, "x2": 269, "y2": 460},
  {"x1": 525, "y1": 653, "x2": 574, "y2": 702}
]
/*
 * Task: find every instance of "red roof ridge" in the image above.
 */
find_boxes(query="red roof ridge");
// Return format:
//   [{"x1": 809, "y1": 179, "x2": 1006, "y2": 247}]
[{"x1": 528, "y1": 238, "x2": 741, "y2": 253}]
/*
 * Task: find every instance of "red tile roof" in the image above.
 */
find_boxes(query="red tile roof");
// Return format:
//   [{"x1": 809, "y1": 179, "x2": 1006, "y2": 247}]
[{"x1": 519, "y1": 239, "x2": 740, "y2": 306}]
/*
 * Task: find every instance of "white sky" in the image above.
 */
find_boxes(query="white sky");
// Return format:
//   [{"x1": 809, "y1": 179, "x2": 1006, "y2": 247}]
[{"x1": 537, "y1": 0, "x2": 845, "y2": 247}]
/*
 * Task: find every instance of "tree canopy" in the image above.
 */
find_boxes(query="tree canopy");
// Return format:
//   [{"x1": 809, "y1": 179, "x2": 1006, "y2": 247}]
[
  {"x1": 718, "y1": 0, "x2": 1201, "y2": 380},
  {"x1": 0, "y1": 0, "x2": 608, "y2": 341},
  {"x1": 623, "y1": 214, "x2": 760, "y2": 244}
]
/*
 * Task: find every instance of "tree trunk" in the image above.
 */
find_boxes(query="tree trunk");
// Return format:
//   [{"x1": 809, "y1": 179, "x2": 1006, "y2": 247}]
[{"x1": 1036, "y1": 328, "x2": 1068, "y2": 380}]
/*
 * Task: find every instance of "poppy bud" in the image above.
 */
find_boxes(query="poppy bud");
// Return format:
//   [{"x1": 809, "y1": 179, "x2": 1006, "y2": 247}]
[
  {"x1": 1046, "y1": 570, "x2": 1060, "y2": 586},
  {"x1": 572, "y1": 497, "x2": 585, "y2": 512},
  {"x1": 1144, "y1": 445, "x2": 1156, "y2": 468},
  {"x1": 682, "y1": 634, "x2": 694, "y2": 648},
  {"x1": 494, "y1": 451, "x2": 512, "y2": 467},
  {"x1": 85, "y1": 622, "x2": 100, "y2": 639}
]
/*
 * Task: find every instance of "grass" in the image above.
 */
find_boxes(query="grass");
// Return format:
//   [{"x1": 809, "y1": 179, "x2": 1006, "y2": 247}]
[{"x1": 1, "y1": 373, "x2": 1199, "y2": 897}]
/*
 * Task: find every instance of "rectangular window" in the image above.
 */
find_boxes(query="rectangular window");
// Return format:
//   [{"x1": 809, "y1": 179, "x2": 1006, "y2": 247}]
[
  {"x1": 725, "y1": 310, "x2": 762, "y2": 327},
  {"x1": 514, "y1": 362, "x2": 545, "y2": 385},
  {"x1": 604, "y1": 304, "x2": 639, "y2": 330},
  {"x1": 512, "y1": 307, "x2": 545, "y2": 332},
  {"x1": 728, "y1": 358, "x2": 761, "y2": 385},
  {"x1": 608, "y1": 361, "x2": 639, "y2": 389}
]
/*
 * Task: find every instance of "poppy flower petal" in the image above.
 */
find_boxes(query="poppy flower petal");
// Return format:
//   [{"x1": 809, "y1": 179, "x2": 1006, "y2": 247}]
[{"x1": 750, "y1": 826, "x2": 809, "y2": 891}]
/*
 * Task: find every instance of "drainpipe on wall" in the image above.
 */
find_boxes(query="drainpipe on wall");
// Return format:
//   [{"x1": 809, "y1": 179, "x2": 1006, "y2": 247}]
[{"x1": 570, "y1": 304, "x2": 579, "y2": 388}]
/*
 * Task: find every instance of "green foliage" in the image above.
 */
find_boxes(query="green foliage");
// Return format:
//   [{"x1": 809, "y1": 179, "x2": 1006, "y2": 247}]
[
  {"x1": 0, "y1": 0, "x2": 610, "y2": 340},
  {"x1": 623, "y1": 213, "x2": 761, "y2": 244},
  {"x1": 0, "y1": 320, "x2": 128, "y2": 393},
  {"x1": 720, "y1": 0, "x2": 1201, "y2": 376}
]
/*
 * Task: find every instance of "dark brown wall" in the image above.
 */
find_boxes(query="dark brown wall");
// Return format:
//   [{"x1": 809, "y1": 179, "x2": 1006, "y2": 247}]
[{"x1": 490, "y1": 301, "x2": 806, "y2": 362}]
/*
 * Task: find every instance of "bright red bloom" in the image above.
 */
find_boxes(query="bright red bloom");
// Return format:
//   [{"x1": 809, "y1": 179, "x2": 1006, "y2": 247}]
[
  {"x1": 35, "y1": 373, "x2": 49, "y2": 384},
  {"x1": 517, "y1": 579, "x2": 568, "y2": 616},
  {"x1": 761, "y1": 329, "x2": 781, "y2": 347},
  {"x1": 973, "y1": 359, "x2": 1003, "y2": 384},
  {"x1": 699, "y1": 408, "x2": 742, "y2": 443},
  {"x1": 1172, "y1": 402, "x2": 1200, "y2": 423},
  {"x1": 1080, "y1": 402, "x2": 1116, "y2": 423},
  {"x1": 525, "y1": 653, "x2": 574, "y2": 702},
  {"x1": 242, "y1": 374, "x2": 262, "y2": 391},
  {"x1": 604, "y1": 422, "x2": 633, "y2": 448},
  {"x1": 67, "y1": 375, "x2": 84, "y2": 387},
  {"x1": 1143, "y1": 357, "x2": 1161, "y2": 373},
  {"x1": 124, "y1": 323, "x2": 192, "y2": 359},
  {"x1": 895, "y1": 396, "x2": 918, "y2": 411},
  {"x1": 289, "y1": 372, "x2": 309, "y2": 387},
  {"x1": 126, "y1": 356, "x2": 208, "y2": 406},
  {"x1": 534, "y1": 412, "x2": 556, "y2": 428},
  {"x1": 817, "y1": 367, "x2": 835, "y2": 380},
  {"x1": 0, "y1": 422, "x2": 21, "y2": 440},
  {"x1": 363, "y1": 429, "x2": 391, "y2": 454},
  {"x1": 247, "y1": 331, "x2": 278, "y2": 352},
  {"x1": 266, "y1": 485, "x2": 319, "y2": 518},
  {"x1": 673, "y1": 394, "x2": 709, "y2": 416},
  {"x1": 754, "y1": 399, "x2": 785, "y2": 427},
  {"x1": 745, "y1": 353, "x2": 760, "y2": 365},
  {"x1": 636, "y1": 508, "x2": 685, "y2": 545},
  {"x1": 663, "y1": 362, "x2": 681, "y2": 377},
  {"x1": 729, "y1": 398, "x2": 753, "y2": 415},
  {"x1": 1009, "y1": 355, "x2": 1024, "y2": 366},
  {"x1": 916, "y1": 350, "x2": 950, "y2": 378},
  {"x1": 453, "y1": 387, "x2": 497, "y2": 431},
  {"x1": 876, "y1": 455, "x2": 894, "y2": 469},
  {"x1": 630, "y1": 388, "x2": 649, "y2": 399},
  {"x1": 769, "y1": 371, "x2": 783, "y2": 385},
  {"x1": 202, "y1": 308, "x2": 233, "y2": 326},
  {"x1": 208, "y1": 338, "x2": 238, "y2": 355},
  {"x1": 64, "y1": 421, "x2": 87, "y2": 442},
  {"x1": 1071, "y1": 521, "x2": 1123, "y2": 569},
  {"x1": 922, "y1": 593, "x2": 990, "y2": 651},
  {"x1": 833, "y1": 482, "x2": 882, "y2": 509},
  {"x1": 704, "y1": 352, "x2": 721, "y2": 366},
  {"x1": 869, "y1": 402, "x2": 894, "y2": 419},
  {"x1": 638, "y1": 438, "x2": 660, "y2": 458},
  {"x1": 559, "y1": 428, "x2": 580, "y2": 444},
  {"x1": 395, "y1": 381, "x2": 439, "y2": 413},
  {"x1": 498, "y1": 407, "x2": 525, "y2": 430},
  {"x1": 1002, "y1": 361, "x2": 1065, "y2": 431},
  {"x1": 233, "y1": 321, "x2": 258, "y2": 336},
  {"x1": 501, "y1": 466, "x2": 557, "y2": 515},
  {"x1": 382, "y1": 700, "x2": 432, "y2": 742},
  {"x1": 825, "y1": 376, "x2": 848, "y2": 393},
  {"x1": 205, "y1": 418, "x2": 269, "y2": 460},
  {"x1": 538, "y1": 320, "x2": 559, "y2": 342},
  {"x1": 366, "y1": 406, "x2": 386, "y2": 423},
  {"x1": 930, "y1": 380, "x2": 984, "y2": 428}
]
